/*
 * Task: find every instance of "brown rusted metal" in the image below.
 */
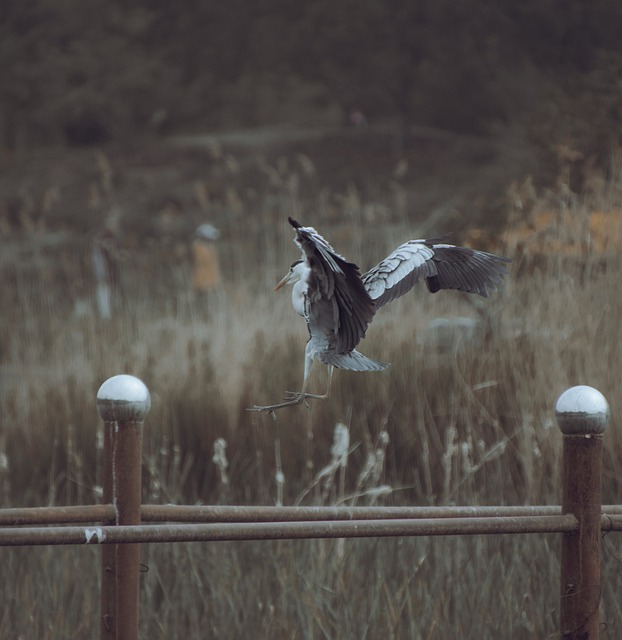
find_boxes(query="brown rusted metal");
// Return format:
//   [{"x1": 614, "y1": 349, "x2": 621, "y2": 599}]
[
  {"x1": 600, "y1": 514, "x2": 622, "y2": 532},
  {"x1": 0, "y1": 514, "x2": 579, "y2": 546},
  {"x1": 97, "y1": 375, "x2": 149, "y2": 640},
  {"x1": 0, "y1": 504, "x2": 116, "y2": 526},
  {"x1": 2, "y1": 503, "x2": 622, "y2": 527},
  {"x1": 560, "y1": 434, "x2": 604, "y2": 639},
  {"x1": 138, "y1": 504, "x2": 622, "y2": 523},
  {"x1": 100, "y1": 420, "x2": 143, "y2": 640},
  {"x1": 100, "y1": 421, "x2": 116, "y2": 640},
  {"x1": 140, "y1": 504, "x2": 564, "y2": 522}
]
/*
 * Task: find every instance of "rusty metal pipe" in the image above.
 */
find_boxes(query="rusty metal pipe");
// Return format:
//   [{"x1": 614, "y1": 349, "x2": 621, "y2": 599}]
[
  {"x1": 600, "y1": 514, "x2": 622, "y2": 532},
  {"x1": 141, "y1": 504, "x2": 561, "y2": 522},
  {"x1": 0, "y1": 514, "x2": 579, "y2": 546},
  {"x1": 2, "y1": 504, "x2": 622, "y2": 526},
  {"x1": 556, "y1": 386, "x2": 610, "y2": 640},
  {"x1": 97, "y1": 375, "x2": 150, "y2": 640},
  {"x1": 138, "y1": 504, "x2": 622, "y2": 523},
  {"x1": 0, "y1": 505, "x2": 116, "y2": 526}
]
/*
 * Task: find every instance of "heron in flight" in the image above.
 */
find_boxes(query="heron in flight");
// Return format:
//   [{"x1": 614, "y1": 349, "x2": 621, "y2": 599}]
[{"x1": 250, "y1": 217, "x2": 510, "y2": 413}]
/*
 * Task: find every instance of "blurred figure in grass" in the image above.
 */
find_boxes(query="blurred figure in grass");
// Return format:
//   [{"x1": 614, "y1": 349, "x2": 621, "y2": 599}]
[
  {"x1": 91, "y1": 221, "x2": 121, "y2": 320},
  {"x1": 192, "y1": 223, "x2": 221, "y2": 311}
]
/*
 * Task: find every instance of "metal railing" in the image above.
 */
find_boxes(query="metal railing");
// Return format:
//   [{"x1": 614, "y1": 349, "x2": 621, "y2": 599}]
[{"x1": 0, "y1": 376, "x2": 615, "y2": 640}]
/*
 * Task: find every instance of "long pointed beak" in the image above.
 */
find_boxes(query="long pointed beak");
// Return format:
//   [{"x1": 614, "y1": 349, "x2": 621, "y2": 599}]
[{"x1": 274, "y1": 271, "x2": 292, "y2": 291}]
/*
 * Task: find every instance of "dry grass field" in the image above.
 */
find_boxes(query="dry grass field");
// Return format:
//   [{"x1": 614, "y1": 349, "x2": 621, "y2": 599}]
[{"x1": 1, "y1": 140, "x2": 622, "y2": 638}]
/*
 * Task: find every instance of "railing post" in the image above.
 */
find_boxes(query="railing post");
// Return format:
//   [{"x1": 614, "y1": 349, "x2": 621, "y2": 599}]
[
  {"x1": 97, "y1": 375, "x2": 151, "y2": 640},
  {"x1": 556, "y1": 385, "x2": 610, "y2": 639}
]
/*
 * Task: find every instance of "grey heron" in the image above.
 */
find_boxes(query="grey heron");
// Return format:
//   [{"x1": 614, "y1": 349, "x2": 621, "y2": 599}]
[{"x1": 250, "y1": 217, "x2": 511, "y2": 413}]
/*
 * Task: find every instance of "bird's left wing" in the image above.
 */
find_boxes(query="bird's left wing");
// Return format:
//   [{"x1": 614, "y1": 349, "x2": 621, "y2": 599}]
[
  {"x1": 362, "y1": 239, "x2": 511, "y2": 310},
  {"x1": 289, "y1": 218, "x2": 375, "y2": 354}
]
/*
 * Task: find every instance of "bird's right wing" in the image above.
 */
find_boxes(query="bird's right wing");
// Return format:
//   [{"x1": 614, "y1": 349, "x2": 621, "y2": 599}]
[{"x1": 362, "y1": 239, "x2": 511, "y2": 309}]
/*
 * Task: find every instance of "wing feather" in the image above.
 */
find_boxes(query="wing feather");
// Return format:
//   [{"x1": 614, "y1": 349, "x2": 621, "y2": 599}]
[{"x1": 363, "y1": 239, "x2": 511, "y2": 309}]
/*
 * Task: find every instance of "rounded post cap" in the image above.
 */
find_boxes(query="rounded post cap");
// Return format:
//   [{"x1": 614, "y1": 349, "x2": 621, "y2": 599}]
[
  {"x1": 96, "y1": 375, "x2": 151, "y2": 423},
  {"x1": 555, "y1": 385, "x2": 609, "y2": 435}
]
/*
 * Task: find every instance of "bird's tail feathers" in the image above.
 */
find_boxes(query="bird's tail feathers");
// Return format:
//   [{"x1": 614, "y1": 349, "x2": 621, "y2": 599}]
[{"x1": 322, "y1": 350, "x2": 388, "y2": 372}]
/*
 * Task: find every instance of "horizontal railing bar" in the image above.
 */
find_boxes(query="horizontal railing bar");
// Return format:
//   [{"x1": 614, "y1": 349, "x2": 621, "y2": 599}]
[
  {"x1": 0, "y1": 505, "x2": 117, "y2": 526},
  {"x1": 2, "y1": 504, "x2": 622, "y2": 526},
  {"x1": 140, "y1": 504, "x2": 622, "y2": 523},
  {"x1": 141, "y1": 505, "x2": 562, "y2": 522},
  {"x1": 601, "y1": 514, "x2": 622, "y2": 532},
  {"x1": 0, "y1": 515, "x2": 578, "y2": 547}
]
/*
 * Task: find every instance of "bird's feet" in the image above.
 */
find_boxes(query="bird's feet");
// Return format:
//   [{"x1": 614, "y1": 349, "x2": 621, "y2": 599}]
[
  {"x1": 283, "y1": 390, "x2": 329, "y2": 401},
  {"x1": 248, "y1": 390, "x2": 326, "y2": 416}
]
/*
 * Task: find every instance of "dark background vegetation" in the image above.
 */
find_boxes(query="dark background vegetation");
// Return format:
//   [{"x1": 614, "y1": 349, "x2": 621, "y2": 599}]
[
  {"x1": 3, "y1": 0, "x2": 622, "y2": 243},
  {"x1": 2, "y1": 0, "x2": 622, "y2": 152}
]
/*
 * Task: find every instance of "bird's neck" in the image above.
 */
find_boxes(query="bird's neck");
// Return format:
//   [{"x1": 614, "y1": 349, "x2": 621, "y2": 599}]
[{"x1": 291, "y1": 280, "x2": 306, "y2": 317}]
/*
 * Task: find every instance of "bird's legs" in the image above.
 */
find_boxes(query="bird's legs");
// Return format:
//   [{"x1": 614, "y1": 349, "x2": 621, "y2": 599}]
[
  {"x1": 248, "y1": 361, "x2": 333, "y2": 415},
  {"x1": 284, "y1": 365, "x2": 333, "y2": 401}
]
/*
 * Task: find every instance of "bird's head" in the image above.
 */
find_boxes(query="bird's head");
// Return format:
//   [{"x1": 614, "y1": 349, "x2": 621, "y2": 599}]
[{"x1": 275, "y1": 259, "x2": 305, "y2": 290}]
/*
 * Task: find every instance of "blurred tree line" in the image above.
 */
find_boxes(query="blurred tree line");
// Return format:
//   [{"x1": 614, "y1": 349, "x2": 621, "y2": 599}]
[{"x1": 2, "y1": 0, "x2": 622, "y2": 150}]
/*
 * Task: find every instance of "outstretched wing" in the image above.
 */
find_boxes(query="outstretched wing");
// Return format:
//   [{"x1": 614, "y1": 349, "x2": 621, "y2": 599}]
[
  {"x1": 289, "y1": 217, "x2": 375, "y2": 354},
  {"x1": 362, "y1": 239, "x2": 511, "y2": 310}
]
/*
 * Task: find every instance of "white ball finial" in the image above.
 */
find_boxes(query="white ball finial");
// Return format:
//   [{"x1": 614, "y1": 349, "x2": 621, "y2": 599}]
[
  {"x1": 96, "y1": 375, "x2": 151, "y2": 423},
  {"x1": 555, "y1": 385, "x2": 609, "y2": 435}
]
